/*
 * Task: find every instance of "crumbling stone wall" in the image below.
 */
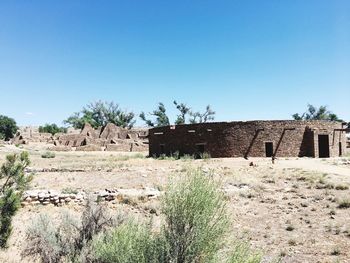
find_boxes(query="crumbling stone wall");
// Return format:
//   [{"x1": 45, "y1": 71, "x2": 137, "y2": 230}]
[
  {"x1": 53, "y1": 123, "x2": 149, "y2": 152},
  {"x1": 11, "y1": 126, "x2": 79, "y2": 145},
  {"x1": 149, "y1": 120, "x2": 347, "y2": 158},
  {"x1": 21, "y1": 187, "x2": 161, "y2": 206}
]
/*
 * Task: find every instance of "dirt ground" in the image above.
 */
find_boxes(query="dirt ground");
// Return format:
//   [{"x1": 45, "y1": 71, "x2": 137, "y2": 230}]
[{"x1": 0, "y1": 143, "x2": 349, "y2": 263}]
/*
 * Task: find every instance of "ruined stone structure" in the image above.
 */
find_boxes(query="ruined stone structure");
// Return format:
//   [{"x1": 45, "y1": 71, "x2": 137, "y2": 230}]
[
  {"x1": 11, "y1": 126, "x2": 79, "y2": 145},
  {"x1": 149, "y1": 120, "x2": 348, "y2": 158},
  {"x1": 53, "y1": 123, "x2": 148, "y2": 152}
]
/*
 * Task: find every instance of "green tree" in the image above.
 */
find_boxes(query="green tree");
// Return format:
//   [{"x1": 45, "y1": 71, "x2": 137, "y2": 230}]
[
  {"x1": 140, "y1": 103, "x2": 170, "y2": 127},
  {"x1": 0, "y1": 152, "x2": 32, "y2": 248},
  {"x1": 173, "y1": 100, "x2": 191, "y2": 125},
  {"x1": 64, "y1": 101, "x2": 135, "y2": 129},
  {"x1": 292, "y1": 104, "x2": 343, "y2": 121},
  {"x1": 189, "y1": 105, "x2": 216, "y2": 124},
  {"x1": 141, "y1": 102, "x2": 216, "y2": 127},
  {"x1": 0, "y1": 115, "x2": 18, "y2": 141},
  {"x1": 38, "y1": 124, "x2": 67, "y2": 135}
]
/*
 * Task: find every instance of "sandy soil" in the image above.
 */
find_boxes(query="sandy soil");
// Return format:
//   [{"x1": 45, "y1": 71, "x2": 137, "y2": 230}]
[{"x1": 0, "y1": 143, "x2": 349, "y2": 262}]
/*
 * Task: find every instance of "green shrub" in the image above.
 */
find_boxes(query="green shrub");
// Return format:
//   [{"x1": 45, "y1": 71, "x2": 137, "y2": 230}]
[
  {"x1": 92, "y1": 221, "x2": 158, "y2": 263},
  {"x1": 22, "y1": 198, "x2": 123, "y2": 262},
  {"x1": 41, "y1": 152, "x2": 56, "y2": 159},
  {"x1": 0, "y1": 189, "x2": 21, "y2": 248},
  {"x1": 21, "y1": 214, "x2": 63, "y2": 263},
  {"x1": 226, "y1": 241, "x2": 262, "y2": 263},
  {"x1": 0, "y1": 115, "x2": 18, "y2": 141},
  {"x1": 335, "y1": 184, "x2": 349, "y2": 190},
  {"x1": 23, "y1": 168, "x2": 263, "y2": 263},
  {"x1": 337, "y1": 199, "x2": 350, "y2": 209},
  {"x1": 0, "y1": 152, "x2": 32, "y2": 248},
  {"x1": 161, "y1": 168, "x2": 228, "y2": 263}
]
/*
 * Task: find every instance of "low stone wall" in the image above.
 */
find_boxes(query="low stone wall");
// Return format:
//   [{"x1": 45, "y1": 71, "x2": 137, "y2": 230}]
[
  {"x1": 22, "y1": 190, "x2": 85, "y2": 206},
  {"x1": 21, "y1": 188, "x2": 162, "y2": 206}
]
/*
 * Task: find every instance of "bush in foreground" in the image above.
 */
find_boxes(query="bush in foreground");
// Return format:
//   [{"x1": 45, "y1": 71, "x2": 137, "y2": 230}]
[
  {"x1": 161, "y1": 168, "x2": 228, "y2": 262},
  {"x1": 22, "y1": 198, "x2": 123, "y2": 262},
  {"x1": 0, "y1": 152, "x2": 32, "y2": 248},
  {"x1": 23, "y1": 168, "x2": 263, "y2": 263}
]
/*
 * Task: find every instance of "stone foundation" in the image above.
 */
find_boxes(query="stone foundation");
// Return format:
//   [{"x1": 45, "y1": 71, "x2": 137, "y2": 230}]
[{"x1": 21, "y1": 188, "x2": 162, "y2": 206}]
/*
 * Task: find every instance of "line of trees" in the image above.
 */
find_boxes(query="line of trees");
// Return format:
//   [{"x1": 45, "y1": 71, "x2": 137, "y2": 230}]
[
  {"x1": 139, "y1": 101, "x2": 215, "y2": 127},
  {"x1": 65, "y1": 100, "x2": 216, "y2": 129},
  {"x1": 1, "y1": 103, "x2": 348, "y2": 141},
  {"x1": 292, "y1": 104, "x2": 343, "y2": 122}
]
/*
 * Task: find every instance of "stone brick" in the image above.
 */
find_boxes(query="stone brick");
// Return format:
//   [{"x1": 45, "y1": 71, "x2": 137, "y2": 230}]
[{"x1": 148, "y1": 120, "x2": 347, "y2": 158}]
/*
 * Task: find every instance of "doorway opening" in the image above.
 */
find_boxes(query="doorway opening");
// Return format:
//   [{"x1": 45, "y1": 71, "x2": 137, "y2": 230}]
[
  {"x1": 159, "y1": 144, "x2": 165, "y2": 155},
  {"x1": 339, "y1": 142, "x2": 342, "y2": 157},
  {"x1": 265, "y1": 142, "x2": 273, "y2": 157},
  {"x1": 195, "y1": 143, "x2": 205, "y2": 159},
  {"x1": 318, "y1": 135, "x2": 330, "y2": 158}
]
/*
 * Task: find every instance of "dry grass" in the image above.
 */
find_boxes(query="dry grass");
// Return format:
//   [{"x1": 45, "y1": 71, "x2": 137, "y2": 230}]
[{"x1": 0, "y1": 143, "x2": 349, "y2": 262}]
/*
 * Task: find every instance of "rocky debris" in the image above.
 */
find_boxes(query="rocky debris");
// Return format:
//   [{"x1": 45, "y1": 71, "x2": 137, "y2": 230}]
[
  {"x1": 223, "y1": 183, "x2": 250, "y2": 196},
  {"x1": 21, "y1": 187, "x2": 162, "y2": 206},
  {"x1": 21, "y1": 190, "x2": 85, "y2": 206},
  {"x1": 25, "y1": 167, "x2": 85, "y2": 173},
  {"x1": 96, "y1": 187, "x2": 162, "y2": 202}
]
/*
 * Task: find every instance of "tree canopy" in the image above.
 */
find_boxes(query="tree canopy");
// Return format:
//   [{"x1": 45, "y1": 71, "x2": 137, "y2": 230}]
[
  {"x1": 140, "y1": 101, "x2": 215, "y2": 127},
  {"x1": 139, "y1": 103, "x2": 170, "y2": 127},
  {"x1": 292, "y1": 104, "x2": 343, "y2": 122},
  {"x1": 0, "y1": 115, "x2": 18, "y2": 141},
  {"x1": 64, "y1": 101, "x2": 135, "y2": 129},
  {"x1": 39, "y1": 124, "x2": 67, "y2": 135}
]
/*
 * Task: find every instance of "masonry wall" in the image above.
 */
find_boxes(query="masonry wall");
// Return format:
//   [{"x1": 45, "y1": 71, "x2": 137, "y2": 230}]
[{"x1": 148, "y1": 120, "x2": 347, "y2": 158}]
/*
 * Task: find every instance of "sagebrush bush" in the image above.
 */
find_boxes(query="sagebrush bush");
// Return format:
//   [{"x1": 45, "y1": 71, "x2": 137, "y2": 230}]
[
  {"x1": 226, "y1": 242, "x2": 262, "y2": 263},
  {"x1": 92, "y1": 221, "x2": 159, "y2": 263},
  {"x1": 41, "y1": 152, "x2": 56, "y2": 159},
  {"x1": 22, "y1": 198, "x2": 123, "y2": 262},
  {"x1": 161, "y1": 168, "x2": 228, "y2": 263},
  {"x1": 337, "y1": 199, "x2": 350, "y2": 209},
  {"x1": 23, "y1": 168, "x2": 263, "y2": 263},
  {"x1": 21, "y1": 214, "x2": 63, "y2": 263}
]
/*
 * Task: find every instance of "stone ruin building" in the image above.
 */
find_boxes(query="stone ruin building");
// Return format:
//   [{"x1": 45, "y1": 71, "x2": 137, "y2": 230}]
[
  {"x1": 12, "y1": 123, "x2": 149, "y2": 152},
  {"x1": 149, "y1": 120, "x2": 348, "y2": 158},
  {"x1": 51, "y1": 123, "x2": 148, "y2": 152},
  {"x1": 11, "y1": 126, "x2": 72, "y2": 145}
]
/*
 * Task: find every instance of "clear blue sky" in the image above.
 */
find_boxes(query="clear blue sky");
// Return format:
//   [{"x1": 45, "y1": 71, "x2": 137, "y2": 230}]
[{"x1": 0, "y1": 0, "x2": 349, "y2": 126}]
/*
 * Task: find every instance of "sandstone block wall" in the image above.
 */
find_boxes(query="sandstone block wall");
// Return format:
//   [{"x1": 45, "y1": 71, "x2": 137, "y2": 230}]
[
  {"x1": 53, "y1": 123, "x2": 149, "y2": 152},
  {"x1": 149, "y1": 120, "x2": 347, "y2": 158}
]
